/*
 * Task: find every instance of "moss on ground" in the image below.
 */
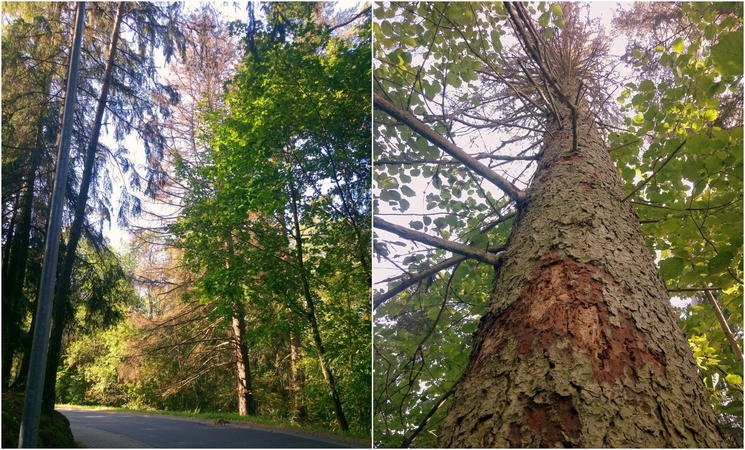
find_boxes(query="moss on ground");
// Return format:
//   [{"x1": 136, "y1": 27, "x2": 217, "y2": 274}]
[{"x1": 2, "y1": 391, "x2": 76, "y2": 448}]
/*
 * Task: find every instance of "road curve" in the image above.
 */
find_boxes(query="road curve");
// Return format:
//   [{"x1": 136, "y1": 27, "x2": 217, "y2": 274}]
[{"x1": 60, "y1": 408, "x2": 360, "y2": 448}]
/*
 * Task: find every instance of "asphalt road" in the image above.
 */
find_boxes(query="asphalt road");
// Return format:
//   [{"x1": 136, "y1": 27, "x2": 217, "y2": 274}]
[{"x1": 60, "y1": 408, "x2": 356, "y2": 448}]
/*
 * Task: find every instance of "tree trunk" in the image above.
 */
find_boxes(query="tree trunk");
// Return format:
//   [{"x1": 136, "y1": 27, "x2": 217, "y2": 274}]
[
  {"x1": 289, "y1": 185, "x2": 349, "y2": 432},
  {"x1": 437, "y1": 89, "x2": 723, "y2": 446},
  {"x1": 1, "y1": 192, "x2": 20, "y2": 386},
  {"x1": 232, "y1": 308, "x2": 255, "y2": 416},
  {"x1": 42, "y1": 2, "x2": 126, "y2": 416},
  {"x1": 2, "y1": 73, "x2": 54, "y2": 386},
  {"x1": 289, "y1": 313, "x2": 307, "y2": 422},
  {"x1": 3, "y1": 73, "x2": 53, "y2": 388}
]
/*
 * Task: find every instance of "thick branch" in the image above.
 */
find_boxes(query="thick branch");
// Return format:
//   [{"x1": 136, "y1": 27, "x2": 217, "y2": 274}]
[
  {"x1": 374, "y1": 217, "x2": 503, "y2": 266},
  {"x1": 374, "y1": 93, "x2": 525, "y2": 203},
  {"x1": 373, "y1": 153, "x2": 537, "y2": 166}
]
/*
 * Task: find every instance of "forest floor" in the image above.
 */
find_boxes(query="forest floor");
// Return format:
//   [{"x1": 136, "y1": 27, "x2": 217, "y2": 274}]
[{"x1": 57, "y1": 404, "x2": 371, "y2": 447}]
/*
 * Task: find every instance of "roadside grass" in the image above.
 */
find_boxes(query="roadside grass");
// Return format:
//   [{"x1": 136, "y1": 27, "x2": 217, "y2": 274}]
[{"x1": 56, "y1": 404, "x2": 371, "y2": 445}]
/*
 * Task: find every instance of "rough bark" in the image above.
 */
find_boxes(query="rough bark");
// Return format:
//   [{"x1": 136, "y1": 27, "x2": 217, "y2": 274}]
[
  {"x1": 42, "y1": 2, "x2": 126, "y2": 415},
  {"x1": 437, "y1": 98, "x2": 723, "y2": 447}
]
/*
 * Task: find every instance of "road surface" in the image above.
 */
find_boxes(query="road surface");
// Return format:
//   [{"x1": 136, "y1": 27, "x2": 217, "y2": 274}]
[{"x1": 60, "y1": 408, "x2": 359, "y2": 448}]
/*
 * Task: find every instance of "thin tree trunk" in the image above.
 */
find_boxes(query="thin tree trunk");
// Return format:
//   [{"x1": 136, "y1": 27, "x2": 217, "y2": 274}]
[
  {"x1": 224, "y1": 231, "x2": 255, "y2": 416},
  {"x1": 1, "y1": 192, "x2": 21, "y2": 386},
  {"x1": 289, "y1": 185, "x2": 349, "y2": 432},
  {"x1": 2, "y1": 192, "x2": 18, "y2": 285},
  {"x1": 703, "y1": 288, "x2": 744, "y2": 367},
  {"x1": 42, "y1": 2, "x2": 126, "y2": 416},
  {"x1": 289, "y1": 313, "x2": 307, "y2": 421},
  {"x1": 437, "y1": 87, "x2": 723, "y2": 447}
]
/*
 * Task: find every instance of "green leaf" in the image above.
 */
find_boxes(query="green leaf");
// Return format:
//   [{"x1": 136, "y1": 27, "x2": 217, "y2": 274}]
[
  {"x1": 461, "y1": 321, "x2": 478, "y2": 334},
  {"x1": 702, "y1": 109, "x2": 718, "y2": 121},
  {"x1": 380, "y1": 20, "x2": 393, "y2": 37},
  {"x1": 549, "y1": 3, "x2": 563, "y2": 17},
  {"x1": 410, "y1": 220, "x2": 424, "y2": 231},
  {"x1": 671, "y1": 37, "x2": 685, "y2": 54},
  {"x1": 708, "y1": 251, "x2": 734, "y2": 273},
  {"x1": 401, "y1": 185, "x2": 416, "y2": 197},
  {"x1": 725, "y1": 374, "x2": 743, "y2": 387},
  {"x1": 659, "y1": 257, "x2": 685, "y2": 280},
  {"x1": 451, "y1": 265, "x2": 469, "y2": 284},
  {"x1": 538, "y1": 12, "x2": 550, "y2": 27},
  {"x1": 639, "y1": 79, "x2": 655, "y2": 91},
  {"x1": 711, "y1": 29, "x2": 743, "y2": 77}
]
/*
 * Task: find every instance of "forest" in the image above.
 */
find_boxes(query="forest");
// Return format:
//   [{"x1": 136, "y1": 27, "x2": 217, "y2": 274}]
[
  {"x1": 372, "y1": 2, "x2": 742, "y2": 448},
  {"x1": 2, "y1": 0, "x2": 371, "y2": 438}
]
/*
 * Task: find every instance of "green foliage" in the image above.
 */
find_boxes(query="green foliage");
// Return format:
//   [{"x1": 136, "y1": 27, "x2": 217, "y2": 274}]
[
  {"x1": 55, "y1": 241, "x2": 142, "y2": 406},
  {"x1": 171, "y1": 3, "x2": 371, "y2": 434},
  {"x1": 611, "y1": 3, "x2": 743, "y2": 428},
  {"x1": 57, "y1": 322, "x2": 134, "y2": 407}
]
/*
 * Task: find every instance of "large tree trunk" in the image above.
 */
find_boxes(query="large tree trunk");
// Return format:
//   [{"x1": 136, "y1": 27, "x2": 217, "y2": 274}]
[
  {"x1": 437, "y1": 86, "x2": 723, "y2": 446},
  {"x1": 232, "y1": 308, "x2": 255, "y2": 416},
  {"x1": 42, "y1": 2, "x2": 126, "y2": 416}
]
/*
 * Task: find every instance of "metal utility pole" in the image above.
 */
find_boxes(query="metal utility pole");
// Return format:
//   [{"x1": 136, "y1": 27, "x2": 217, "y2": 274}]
[{"x1": 18, "y1": 2, "x2": 86, "y2": 447}]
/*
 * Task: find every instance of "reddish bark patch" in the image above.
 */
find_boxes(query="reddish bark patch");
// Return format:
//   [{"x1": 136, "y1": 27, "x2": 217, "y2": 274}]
[
  {"x1": 504, "y1": 394, "x2": 580, "y2": 447},
  {"x1": 525, "y1": 394, "x2": 580, "y2": 446},
  {"x1": 578, "y1": 181, "x2": 593, "y2": 192},
  {"x1": 469, "y1": 252, "x2": 668, "y2": 384},
  {"x1": 507, "y1": 422, "x2": 522, "y2": 447}
]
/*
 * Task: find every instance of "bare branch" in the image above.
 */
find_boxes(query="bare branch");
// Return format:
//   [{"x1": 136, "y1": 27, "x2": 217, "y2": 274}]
[
  {"x1": 374, "y1": 254, "x2": 468, "y2": 308},
  {"x1": 374, "y1": 217, "x2": 503, "y2": 266},
  {"x1": 374, "y1": 93, "x2": 525, "y2": 203}
]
